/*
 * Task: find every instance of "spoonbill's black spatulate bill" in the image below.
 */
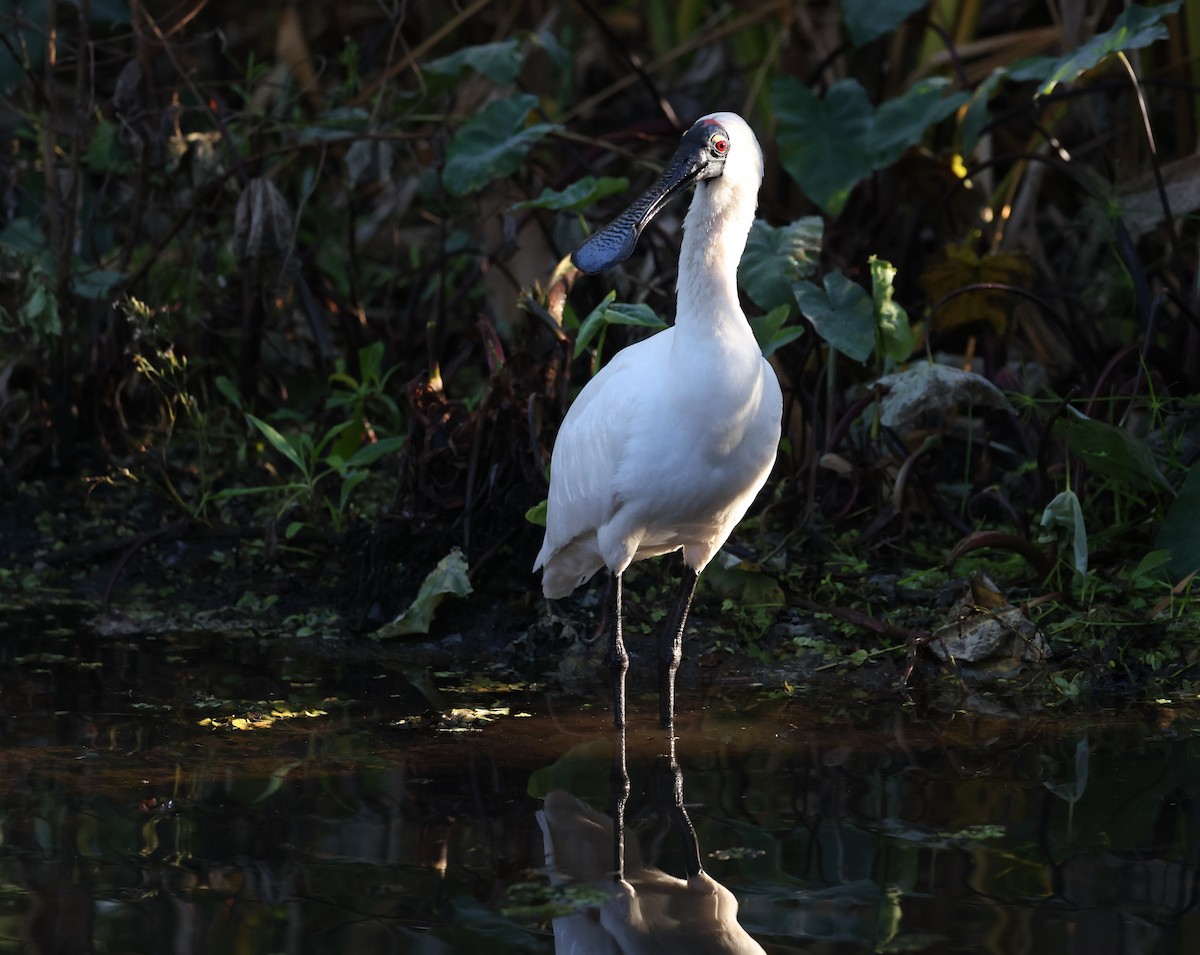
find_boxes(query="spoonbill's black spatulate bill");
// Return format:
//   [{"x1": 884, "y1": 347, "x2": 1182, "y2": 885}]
[{"x1": 534, "y1": 113, "x2": 782, "y2": 731}]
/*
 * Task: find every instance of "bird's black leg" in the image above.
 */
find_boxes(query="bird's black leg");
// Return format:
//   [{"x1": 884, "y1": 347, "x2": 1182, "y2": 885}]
[
  {"x1": 658, "y1": 566, "x2": 699, "y2": 731},
  {"x1": 611, "y1": 709, "x2": 630, "y2": 882},
  {"x1": 609, "y1": 572, "x2": 629, "y2": 729},
  {"x1": 608, "y1": 572, "x2": 630, "y2": 881},
  {"x1": 667, "y1": 735, "x2": 703, "y2": 879}
]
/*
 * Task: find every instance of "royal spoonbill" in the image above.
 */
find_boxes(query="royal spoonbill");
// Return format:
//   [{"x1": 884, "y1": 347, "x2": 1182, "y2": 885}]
[
  {"x1": 534, "y1": 113, "x2": 783, "y2": 730},
  {"x1": 538, "y1": 789, "x2": 767, "y2": 953}
]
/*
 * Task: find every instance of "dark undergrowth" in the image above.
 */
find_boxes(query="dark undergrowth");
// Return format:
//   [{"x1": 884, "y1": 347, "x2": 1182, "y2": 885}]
[{"x1": 2, "y1": 0, "x2": 1198, "y2": 704}]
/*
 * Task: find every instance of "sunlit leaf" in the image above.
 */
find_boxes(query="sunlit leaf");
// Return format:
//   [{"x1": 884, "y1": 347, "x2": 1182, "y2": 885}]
[
  {"x1": 740, "y1": 217, "x2": 823, "y2": 313},
  {"x1": 525, "y1": 499, "x2": 548, "y2": 527},
  {"x1": 512, "y1": 176, "x2": 629, "y2": 212},
  {"x1": 869, "y1": 255, "x2": 913, "y2": 361},
  {"x1": 1040, "y1": 489, "x2": 1089, "y2": 576},
  {"x1": 794, "y1": 272, "x2": 875, "y2": 362},
  {"x1": 376, "y1": 548, "x2": 473, "y2": 638},
  {"x1": 841, "y1": 0, "x2": 927, "y2": 47},
  {"x1": 1008, "y1": 2, "x2": 1182, "y2": 96},
  {"x1": 443, "y1": 94, "x2": 559, "y2": 197}
]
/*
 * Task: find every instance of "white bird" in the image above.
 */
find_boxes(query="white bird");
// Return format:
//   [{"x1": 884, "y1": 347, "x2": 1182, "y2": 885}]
[
  {"x1": 534, "y1": 113, "x2": 782, "y2": 729},
  {"x1": 538, "y1": 789, "x2": 767, "y2": 955}
]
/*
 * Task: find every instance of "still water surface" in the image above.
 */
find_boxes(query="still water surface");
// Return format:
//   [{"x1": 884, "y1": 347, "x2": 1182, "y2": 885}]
[{"x1": 1, "y1": 606, "x2": 1198, "y2": 953}]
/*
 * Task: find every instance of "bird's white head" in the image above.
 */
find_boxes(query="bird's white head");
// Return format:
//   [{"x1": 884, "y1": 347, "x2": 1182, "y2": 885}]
[
  {"x1": 683, "y1": 112, "x2": 764, "y2": 246},
  {"x1": 571, "y1": 112, "x2": 764, "y2": 276}
]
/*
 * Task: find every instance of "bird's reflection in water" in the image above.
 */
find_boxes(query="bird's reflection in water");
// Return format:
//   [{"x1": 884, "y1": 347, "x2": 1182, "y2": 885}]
[{"x1": 537, "y1": 726, "x2": 766, "y2": 955}]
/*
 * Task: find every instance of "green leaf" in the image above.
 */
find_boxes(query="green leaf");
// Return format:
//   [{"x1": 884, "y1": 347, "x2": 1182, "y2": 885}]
[
  {"x1": 841, "y1": 0, "x2": 928, "y2": 47},
  {"x1": 214, "y1": 375, "x2": 242, "y2": 410},
  {"x1": 602, "y1": 302, "x2": 666, "y2": 328},
  {"x1": 572, "y1": 294, "x2": 666, "y2": 358},
  {"x1": 512, "y1": 176, "x2": 629, "y2": 212},
  {"x1": 869, "y1": 255, "x2": 913, "y2": 361},
  {"x1": 774, "y1": 76, "x2": 875, "y2": 216},
  {"x1": 574, "y1": 290, "x2": 616, "y2": 357},
  {"x1": 739, "y1": 217, "x2": 823, "y2": 313},
  {"x1": 1055, "y1": 413, "x2": 1172, "y2": 495},
  {"x1": 1008, "y1": 2, "x2": 1182, "y2": 96},
  {"x1": 961, "y1": 72, "x2": 1006, "y2": 156},
  {"x1": 1040, "y1": 489, "x2": 1089, "y2": 576},
  {"x1": 340, "y1": 435, "x2": 407, "y2": 469},
  {"x1": 85, "y1": 119, "x2": 134, "y2": 174},
  {"x1": 0, "y1": 217, "x2": 49, "y2": 257},
  {"x1": 376, "y1": 548, "x2": 473, "y2": 638},
  {"x1": 1156, "y1": 466, "x2": 1200, "y2": 579},
  {"x1": 71, "y1": 268, "x2": 124, "y2": 302},
  {"x1": 246, "y1": 413, "x2": 308, "y2": 474},
  {"x1": 424, "y1": 39, "x2": 523, "y2": 85},
  {"x1": 338, "y1": 469, "x2": 370, "y2": 514},
  {"x1": 873, "y1": 77, "x2": 968, "y2": 169},
  {"x1": 794, "y1": 272, "x2": 875, "y2": 362},
  {"x1": 525, "y1": 499, "x2": 548, "y2": 527},
  {"x1": 443, "y1": 94, "x2": 559, "y2": 197},
  {"x1": 773, "y1": 76, "x2": 966, "y2": 215},
  {"x1": 254, "y1": 760, "x2": 304, "y2": 803},
  {"x1": 749, "y1": 305, "x2": 805, "y2": 358}
]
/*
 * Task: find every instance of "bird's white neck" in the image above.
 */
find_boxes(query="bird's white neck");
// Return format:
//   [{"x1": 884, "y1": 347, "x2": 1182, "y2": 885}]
[{"x1": 675, "y1": 178, "x2": 756, "y2": 337}]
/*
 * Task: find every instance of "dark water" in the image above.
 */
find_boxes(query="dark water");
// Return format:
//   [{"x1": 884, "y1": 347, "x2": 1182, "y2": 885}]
[{"x1": 2, "y1": 605, "x2": 1198, "y2": 954}]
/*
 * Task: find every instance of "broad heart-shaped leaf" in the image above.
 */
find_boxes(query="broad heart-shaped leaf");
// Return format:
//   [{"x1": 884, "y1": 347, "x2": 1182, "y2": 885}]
[
  {"x1": 1040, "y1": 489, "x2": 1089, "y2": 577},
  {"x1": 1157, "y1": 466, "x2": 1200, "y2": 579},
  {"x1": 1054, "y1": 413, "x2": 1172, "y2": 496},
  {"x1": 375, "y1": 548, "x2": 473, "y2": 638},
  {"x1": 873, "y1": 77, "x2": 968, "y2": 170},
  {"x1": 920, "y1": 243, "x2": 1034, "y2": 334},
  {"x1": 512, "y1": 176, "x2": 629, "y2": 213},
  {"x1": 773, "y1": 76, "x2": 966, "y2": 216},
  {"x1": 1008, "y1": 1, "x2": 1181, "y2": 96},
  {"x1": 739, "y1": 217, "x2": 823, "y2": 314},
  {"x1": 774, "y1": 76, "x2": 874, "y2": 216},
  {"x1": 749, "y1": 305, "x2": 805, "y2": 359},
  {"x1": 841, "y1": 0, "x2": 927, "y2": 47},
  {"x1": 869, "y1": 255, "x2": 913, "y2": 361},
  {"x1": 423, "y1": 39, "x2": 523, "y2": 85},
  {"x1": 794, "y1": 272, "x2": 874, "y2": 363},
  {"x1": 443, "y1": 94, "x2": 559, "y2": 197}
]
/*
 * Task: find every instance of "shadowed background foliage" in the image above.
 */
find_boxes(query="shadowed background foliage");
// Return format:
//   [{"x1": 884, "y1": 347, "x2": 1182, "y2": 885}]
[{"x1": 1, "y1": 1, "x2": 1197, "y2": 676}]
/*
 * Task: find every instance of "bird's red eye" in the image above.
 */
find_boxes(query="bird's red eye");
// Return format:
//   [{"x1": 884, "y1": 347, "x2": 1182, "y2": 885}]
[{"x1": 712, "y1": 136, "x2": 728, "y2": 155}]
